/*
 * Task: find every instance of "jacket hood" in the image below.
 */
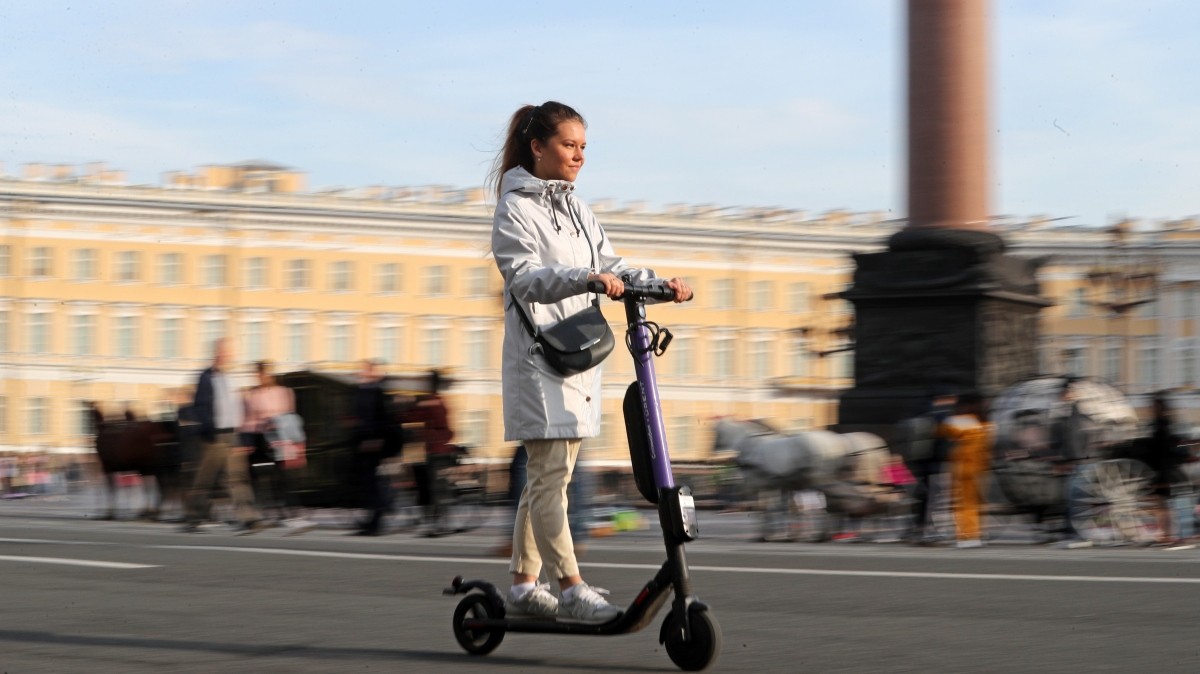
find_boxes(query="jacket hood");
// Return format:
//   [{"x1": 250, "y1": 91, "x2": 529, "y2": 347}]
[{"x1": 500, "y1": 166, "x2": 575, "y2": 199}]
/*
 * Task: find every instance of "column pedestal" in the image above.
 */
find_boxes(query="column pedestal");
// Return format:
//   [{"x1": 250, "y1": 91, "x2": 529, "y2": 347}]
[{"x1": 836, "y1": 228, "x2": 1050, "y2": 435}]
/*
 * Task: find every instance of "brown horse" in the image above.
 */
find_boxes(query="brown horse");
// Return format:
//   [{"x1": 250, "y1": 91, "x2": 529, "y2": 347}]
[{"x1": 92, "y1": 409, "x2": 183, "y2": 520}]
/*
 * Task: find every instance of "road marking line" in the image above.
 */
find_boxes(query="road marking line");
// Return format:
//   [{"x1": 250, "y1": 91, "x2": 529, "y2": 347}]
[
  {"x1": 0, "y1": 555, "x2": 159, "y2": 569},
  {"x1": 0, "y1": 537, "x2": 105, "y2": 545},
  {"x1": 154, "y1": 545, "x2": 1200, "y2": 585}
]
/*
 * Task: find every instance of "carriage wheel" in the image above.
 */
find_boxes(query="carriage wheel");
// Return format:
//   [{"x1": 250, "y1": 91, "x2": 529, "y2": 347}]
[{"x1": 1068, "y1": 459, "x2": 1158, "y2": 545}]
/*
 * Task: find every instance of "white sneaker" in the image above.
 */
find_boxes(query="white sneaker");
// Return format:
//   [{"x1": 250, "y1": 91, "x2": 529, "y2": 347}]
[
  {"x1": 559, "y1": 583, "x2": 621, "y2": 623},
  {"x1": 507, "y1": 583, "x2": 558, "y2": 618},
  {"x1": 956, "y1": 539, "x2": 984, "y2": 549}
]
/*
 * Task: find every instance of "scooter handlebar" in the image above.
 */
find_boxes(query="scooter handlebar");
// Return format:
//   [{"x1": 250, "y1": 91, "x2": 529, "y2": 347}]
[{"x1": 587, "y1": 279, "x2": 682, "y2": 302}]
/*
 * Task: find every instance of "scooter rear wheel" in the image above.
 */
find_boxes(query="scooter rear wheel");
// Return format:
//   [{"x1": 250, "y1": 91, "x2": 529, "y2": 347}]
[
  {"x1": 663, "y1": 608, "x2": 722, "y2": 671},
  {"x1": 452, "y1": 593, "x2": 505, "y2": 655}
]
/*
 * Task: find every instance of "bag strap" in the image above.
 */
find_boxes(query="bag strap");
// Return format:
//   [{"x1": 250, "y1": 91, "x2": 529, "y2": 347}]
[{"x1": 508, "y1": 196, "x2": 603, "y2": 337}]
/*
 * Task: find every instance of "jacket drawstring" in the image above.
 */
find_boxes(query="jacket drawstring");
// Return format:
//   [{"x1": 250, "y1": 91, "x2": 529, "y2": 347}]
[{"x1": 543, "y1": 183, "x2": 581, "y2": 236}]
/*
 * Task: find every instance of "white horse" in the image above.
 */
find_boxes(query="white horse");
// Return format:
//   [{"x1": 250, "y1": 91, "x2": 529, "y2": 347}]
[{"x1": 713, "y1": 419, "x2": 901, "y2": 540}]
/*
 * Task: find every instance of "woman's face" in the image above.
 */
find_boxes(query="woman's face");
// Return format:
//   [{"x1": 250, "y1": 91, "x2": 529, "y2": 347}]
[{"x1": 532, "y1": 119, "x2": 586, "y2": 182}]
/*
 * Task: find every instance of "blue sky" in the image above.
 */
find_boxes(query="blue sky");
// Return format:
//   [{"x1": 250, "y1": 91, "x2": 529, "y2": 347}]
[{"x1": 1, "y1": 1, "x2": 1197, "y2": 227}]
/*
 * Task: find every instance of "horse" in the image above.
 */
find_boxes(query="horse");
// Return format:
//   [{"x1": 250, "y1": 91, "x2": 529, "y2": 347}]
[
  {"x1": 713, "y1": 418, "x2": 903, "y2": 540},
  {"x1": 91, "y1": 408, "x2": 184, "y2": 520}
]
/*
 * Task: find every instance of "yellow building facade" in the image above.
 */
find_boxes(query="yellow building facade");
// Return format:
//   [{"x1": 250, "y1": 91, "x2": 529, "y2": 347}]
[{"x1": 2, "y1": 162, "x2": 1197, "y2": 459}]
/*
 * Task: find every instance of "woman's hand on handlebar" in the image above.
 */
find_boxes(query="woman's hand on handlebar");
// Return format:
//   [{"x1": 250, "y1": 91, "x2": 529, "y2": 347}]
[
  {"x1": 665, "y1": 277, "x2": 694, "y2": 303},
  {"x1": 587, "y1": 272, "x2": 625, "y2": 300}
]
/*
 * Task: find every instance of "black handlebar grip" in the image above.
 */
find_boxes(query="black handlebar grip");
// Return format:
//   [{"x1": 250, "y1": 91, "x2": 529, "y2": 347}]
[{"x1": 586, "y1": 279, "x2": 606, "y2": 294}]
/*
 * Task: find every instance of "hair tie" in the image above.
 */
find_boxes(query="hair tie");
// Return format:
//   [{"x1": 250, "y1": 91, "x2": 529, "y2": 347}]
[{"x1": 522, "y1": 106, "x2": 540, "y2": 137}]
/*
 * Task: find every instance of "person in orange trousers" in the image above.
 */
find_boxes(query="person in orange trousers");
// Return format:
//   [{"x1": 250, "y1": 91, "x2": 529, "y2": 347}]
[{"x1": 938, "y1": 392, "x2": 992, "y2": 548}]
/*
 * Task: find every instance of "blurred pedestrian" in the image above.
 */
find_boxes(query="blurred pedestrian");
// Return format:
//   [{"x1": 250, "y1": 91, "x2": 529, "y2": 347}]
[
  {"x1": 410, "y1": 369, "x2": 457, "y2": 536},
  {"x1": 1052, "y1": 378, "x2": 1091, "y2": 544},
  {"x1": 242, "y1": 361, "x2": 314, "y2": 534},
  {"x1": 182, "y1": 338, "x2": 265, "y2": 534},
  {"x1": 1143, "y1": 392, "x2": 1192, "y2": 547},
  {"x1": 899, "y1": 389, "x2": 956, "y2": 544},
  {"x1": 350, "y1": 359, "x2": 392, "y2": 536},
  {"x1": 938, "y1": 392, "x2": 992, "y2": 549}
]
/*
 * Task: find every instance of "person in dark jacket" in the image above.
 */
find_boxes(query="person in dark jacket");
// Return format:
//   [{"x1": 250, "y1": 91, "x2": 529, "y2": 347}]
[
  {"x1": 350, "y1": 359, "x2": 392, "y2": 536},
  {"x1": 182, "y1": 338, "x2": 263, "y2": 533},
  {"x1": 1144, "y1": 392, "x2": 1189, "y2": 545},
  {"x1": 410, "y1": 369, "x2": 456, "y2": 536},
  {"x1": 902, "y1": 389, "x2": 956, "y2": 544}
]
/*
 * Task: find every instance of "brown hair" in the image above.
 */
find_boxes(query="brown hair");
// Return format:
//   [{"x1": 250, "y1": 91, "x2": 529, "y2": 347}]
[{"x1": 487, "y1": 101, "x2": 586, "y2": 200}]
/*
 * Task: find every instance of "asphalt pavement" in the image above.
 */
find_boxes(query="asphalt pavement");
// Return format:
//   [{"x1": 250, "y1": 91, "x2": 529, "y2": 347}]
[{"x1": 1, "y1": 493, "x2": 1198, "y2": 673}]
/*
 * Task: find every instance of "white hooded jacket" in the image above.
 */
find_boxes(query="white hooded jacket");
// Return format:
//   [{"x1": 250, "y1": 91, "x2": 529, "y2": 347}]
[{"x1": 492, "y1": 166, "x2": 654, "y2": 441}]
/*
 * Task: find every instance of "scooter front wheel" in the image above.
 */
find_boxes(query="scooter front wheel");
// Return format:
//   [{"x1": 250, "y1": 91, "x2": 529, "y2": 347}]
[
  {"x1": 452, "y1": 593, "x2": 505, "y2": 655},
  {"x1": 663, "y1": 608, "x2": 722, "y2": 671}
]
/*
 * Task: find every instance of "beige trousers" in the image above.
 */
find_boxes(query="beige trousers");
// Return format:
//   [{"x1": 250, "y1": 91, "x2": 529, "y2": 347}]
[
  {"x1": 510, "y1": 438, "x2": 581, "y2": 581},
  {"x1": 186, "y1": 432, "x2": 260, "y2": 524}
]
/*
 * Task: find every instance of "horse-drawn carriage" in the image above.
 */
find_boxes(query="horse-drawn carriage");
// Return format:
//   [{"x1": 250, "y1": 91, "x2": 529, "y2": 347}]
[{"x1": 991, "y1": 375, "x2": 1192, "y2": 545}]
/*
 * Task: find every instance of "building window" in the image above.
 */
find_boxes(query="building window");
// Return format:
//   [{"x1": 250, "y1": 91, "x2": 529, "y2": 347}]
[
  {"x1": 466, "y1": 328, "x2": 490, "y2": 370},
  {"x1": 114, "y1": 315, "x2": 139, "y2": 358},
  {"x1": 1138, "y1": 345, "x2": 1160, "y2": 388},
  {"x1": 329, "y1": 323, "x2": 354, "y2": 362},
  {"x1": 711, "y1": 278, "x2": 735, "y2": 310},
  {"x1": 159, "y1": 318, "x2": 182, "y2": 359},
  {"x1": 460, "y1": 409, "x2": 490, "y2": 449},
  {"x1": 1103, "y1": 343, "x2": 1122, "y2": 385},
  {"x1": 712, "y1": 335, "x2": 734, "y2": 379},
  {"x1": 244, "y1": 257, "x2": 268, "y2": 289},
  {"x1": 243, "y1": 321, "x2": 266, "y2": 362},
  {"x1": 1136, "y1": 298, "x2": 1158, "y2": 319},
  {"x1": 670, "y1": 416, "x2": 696, "y2": 458},
  {"x1": 789, "y1": 336, "x2": 810, "y2": 378},
  {"x1": 423, "y1": 326, "x2": 448, "y2": 366},
  {"x1": 749, "y1": 280, "x2": 775, "y2": 312},
  {"x1": 372, "y1": 324, "x2": 401, "y2": 365},
  {"x1": 0, "y1": 310, "x2": 8, "y2": 352},
  {"x1": 72, "y1": 249, "x2": 98, "y2": 281},
  {"x1": 287, "y1": 259, "x2": 311, "y2": 290},
  {"x1": 465, "y1": 267, "x2": 492, "y2": 298},
  {"x1": 158, "y1": 253, "x2": 183, "y2": 285},
  {"x1": 1180, "y1": 340, "x2": 1197, "y2": 389},
  {"x1": 788, "y1": 282, "x2": 811, "y2": 313},
  {"x1": 115, "y1": 251, "x2": 142, "y2": 282},
  {"x1": 670, "y1": 334, "x2": 695, "y2": 377},
  {"x1": 71, "y1": 399, "x2": 94, "y2": 436},
  {"x1": 0, "y1": 245, "x2": 10, "y2": 276},
  {"x1": 1063, "y1": 346, "x2": 1087, "y2": 377},
  {"x1": 1068, "y1": 288, "x2": 1088, "y2": 318},
  {"x1": 376, "y1": 263, "x2": 402, "y2": 294},
  {"x1": 424, "y1": 265, "x2": 449, "y2": 297},
  {"x1": 287, "y1": 322, "x2": 311, "y2": 364},
  {"x1": 329, "y1": 261, "x2": 354, "y2": 292},
  {"x1": 28, "y1": 397, "x2": 49, "y2": 435},
  {"x1": 71, "y1": 314, "x2": 97, "y2": 356},
  {"x1": 28, "y1": 312, "x2": 51, "y2": 354},
  {"x1": 29, "y1": 246, "x2": 53, "y2": 278},
  {"x1": 200, "y1": 319, "x2": 227, "y2": 357},
  {"x1": 0, "y1": 395, "x2": 7, "y2": 434},
  {"x1": 748, "y1": 336, "x2": 772, "y2": 381},
  {"x1": 202, "y1": 254, "x2": 227, "y2": 287},
  {"x1": 833, "y1": 349, "x2": 854, "y2": 380}
]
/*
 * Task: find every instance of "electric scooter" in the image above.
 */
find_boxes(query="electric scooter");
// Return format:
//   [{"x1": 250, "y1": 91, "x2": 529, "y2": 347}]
[{"x1": 445, "y1": 278, "x2": 722, "y2": 672}]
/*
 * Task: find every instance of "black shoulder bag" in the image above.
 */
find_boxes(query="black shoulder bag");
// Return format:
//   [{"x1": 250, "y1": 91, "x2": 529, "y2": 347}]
[{"x1": 510, "y1": 217, "x2": 616, "y2": 377}]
